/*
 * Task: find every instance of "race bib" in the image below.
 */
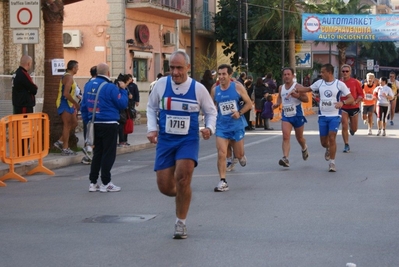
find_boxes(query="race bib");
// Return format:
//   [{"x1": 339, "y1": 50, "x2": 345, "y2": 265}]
[
  {"x1": 320, "y1": 98, "x2": 336, "y2": 113},
  {"x1": 219, "y1": 100, "x2": 238, "y2": 116},
  {"x1": 365, "y1": 93, "x2": 373, "y2": 100},
  {"x1": 165, "y1": 115, "x2": 190, "y2": 135},
  {"x1": 283, "y1": 104, "x2": 296, "y2": 117}
]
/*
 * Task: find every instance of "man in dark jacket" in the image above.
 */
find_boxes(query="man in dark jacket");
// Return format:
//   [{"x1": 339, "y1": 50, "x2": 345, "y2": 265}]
[
  {"x1": 81, "y1": 63, "x2": 128, "y2": 193},
  {"x1": 12, "y1": 55, "x2": 38, "y2": 114}
]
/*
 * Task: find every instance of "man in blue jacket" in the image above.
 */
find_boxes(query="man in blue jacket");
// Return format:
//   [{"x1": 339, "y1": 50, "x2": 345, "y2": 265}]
[{"x1": 81, "y1": 63, "x2": 128, "y2": 193}]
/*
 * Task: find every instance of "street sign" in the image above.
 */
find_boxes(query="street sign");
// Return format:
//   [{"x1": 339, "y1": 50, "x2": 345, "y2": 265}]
[
  {"x1": 52, "y1": 59, "x2": 65, "y2": 76},
  {"x1": 10, "y1": 0, "x2": 40, "y2": 29},
  {"x1": 374, "y1": 65, "x2": 379, "y2": 72},
  {"x1": 295, "y1": 43, "x2": 312, "y2": 69},
  {"x1": 13, "y1": 29, "x2": 39, "y2": 44},
  {"x1": 367, "y1": 59, "x2": 374, "y2": 70}
]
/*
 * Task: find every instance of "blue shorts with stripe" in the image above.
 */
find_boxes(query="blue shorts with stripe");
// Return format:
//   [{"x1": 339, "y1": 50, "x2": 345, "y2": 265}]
[{"x1": 318, "y1": 116, "x2": 341, "y2": 136}]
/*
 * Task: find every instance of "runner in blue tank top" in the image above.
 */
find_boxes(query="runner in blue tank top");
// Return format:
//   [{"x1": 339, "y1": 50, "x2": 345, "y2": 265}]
[
  {"x1": 146, "y1": 51, "x2": 217, "y2": 239},
  {"x1": 273, "y1": 67, "x2": 309, "y2": 168},
  {"x1": 211, "y1": 64, "x2": 252, "y2": 192}
]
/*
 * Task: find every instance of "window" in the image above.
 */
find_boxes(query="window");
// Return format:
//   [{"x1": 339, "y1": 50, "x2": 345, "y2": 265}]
[
  {"x1": 203, "y1": 0, "x2": 210, "y2": 30},
  {"x1": 133, "y1": 59, "x2": 148, "y2": 82},
  {"x1": 163, "y1": 60, "x2": 170, "y2": 74}
]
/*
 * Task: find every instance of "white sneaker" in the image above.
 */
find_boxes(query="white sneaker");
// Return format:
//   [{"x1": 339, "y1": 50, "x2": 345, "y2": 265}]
[
  {"x1": 238, "y1": 156, "x2": 247, "y2": 167},
  {"x1": 89, "y1": 183, "x2": 100, "y2": 192},
  {"x1": 226, "y1": 161, "x2": 235, "y2": 172},
  {"x1": 214, "y1": 180, "x2": 229, "y2": 192},
  {"x1": 368, "y1": 129, "x2": 372, "y2": 135},
  {"x1": 100, "y1": 182, "x2": 121, "y2": 192}
]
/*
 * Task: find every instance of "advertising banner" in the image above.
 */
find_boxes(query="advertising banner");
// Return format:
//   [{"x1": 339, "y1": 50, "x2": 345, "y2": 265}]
[{"x1": 302, "y1": 13, "x2": 399, "y2": 42}]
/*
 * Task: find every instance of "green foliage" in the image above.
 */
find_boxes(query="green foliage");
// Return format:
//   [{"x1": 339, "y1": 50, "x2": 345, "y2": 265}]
[{"x1": 359, "y1": 42, "x2": 398, "y2": 65}]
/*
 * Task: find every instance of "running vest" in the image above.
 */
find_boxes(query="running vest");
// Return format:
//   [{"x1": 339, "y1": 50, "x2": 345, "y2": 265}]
[
  {"x1": 281, "y1": 82, "x2": 304, "y2": 118},
  {"x1": 158, "y1": 76, "x2": 199, "y2": 138},
  {"x1": 56, "y1": 73, "x2": 77, "y2": 108},
  {"x1": 214, "y1": 82, "x2": 247, "y2": 131}
]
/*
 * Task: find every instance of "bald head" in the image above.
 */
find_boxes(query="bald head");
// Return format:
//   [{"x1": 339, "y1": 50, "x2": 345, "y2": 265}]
[
  {"x1": 96, "y1": 63, "x2": 109, "y2": 76},
  {"x1": 20, "y1": 55, "x2": 32, "y2": 71}
]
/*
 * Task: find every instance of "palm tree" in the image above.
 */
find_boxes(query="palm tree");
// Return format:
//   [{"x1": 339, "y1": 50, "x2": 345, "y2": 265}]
[
  {"x1": 250, "y1": 0, "x2": 303, "y2": 72},
  {"x1": 41, "y1": 0, "x2": 78, "y2": 149}
]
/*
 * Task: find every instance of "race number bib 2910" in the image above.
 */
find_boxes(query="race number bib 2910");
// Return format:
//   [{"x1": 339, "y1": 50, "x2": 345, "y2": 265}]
[
  {"x1": 165, "y1": 115, "x2": 190, "y2": 135},
  {"x1": 219, "y1": 100, "x2": 238, "y2": 116}
]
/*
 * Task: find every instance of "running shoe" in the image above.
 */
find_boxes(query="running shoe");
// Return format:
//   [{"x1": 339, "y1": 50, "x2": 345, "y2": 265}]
[
  {"x1": 54, "y1": 140, "x2": 63, "y2": 151},
  {"x1": 377, "y1": 129, "x2": 381, "y2": 136},
  {"x1": 226, "y1": 161, "x2": 235, "y2": 172},
  {"x1": 82, "y1": 146, "x2": 93, "y2": 160},
  {"x1": 329, "y1": 162, "x2": 336, "y2": 172},
  {"x1": 349, "y1": 130, "x2": 355, "y2": 136},
  {"x1": 278, "y1": 157, "x2": 290, "y2": 167},
  {"x1": 324, "y1": 148, "x2": 330, "y2": 161},
  {"x1": 302, "y1": 147, "x2": 309, "y2": 161},
  {"x1": 61, "y1": 148, "x2": 77, "y2": 156},
  {"x1": 382, "y1": 129, "x2": 386, "y2": 136},
  {"x1": 390, "y1": 120, "x2": 394, "y2": 126},
  {"x1": 238, "y1": 156, "x2": 247, "y2": 167},
  {"x1": 363, "y1": 119, "x2": 367, "y2": 125},
  {"x1": 89, "y1": 183, "x2": 100, "y2": 192},
  {"x1": 81, "y1": 156, "x2": 91, "y2": 165},
  {"x1": 100, "y1": 182, "x2": 121, "y2": 192},
  {"x1": 173, "y1": 220, "x2": 187, "y2": 239},
  {"x1": 368, "y1": 129, "x2": 372, "y2": 135},
  {"x1": 343, "y1": 144, "x2": 350, "y2": 153},
  {"x1": 214, "y1": 180, "x2": 229, "y2": 192}
]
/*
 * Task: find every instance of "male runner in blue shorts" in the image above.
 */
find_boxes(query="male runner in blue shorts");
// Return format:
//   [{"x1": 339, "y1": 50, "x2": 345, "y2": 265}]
[
  {"x1": 273, "y1": 67, "x2": 309, "y2": 168},
  {"x1": 294, "y1": 64, "x2": 354, "y2": 172},
  {"x1": 211, "y1": 64, "x2": 252, "y2": 192},
  {"x1": 146, "y1": 51, "x2": 217, "y2": 239}
]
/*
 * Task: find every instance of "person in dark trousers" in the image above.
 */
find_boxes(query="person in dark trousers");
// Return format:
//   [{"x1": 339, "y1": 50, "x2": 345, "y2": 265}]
[
  {"x1": 81, "y1": 63, "x2": 128, "y2": 193},
  {"x1": 12, "y1": 55, "x2": 38, "y2": 114},
  {"x1": 200, "y1": 70, "x2": 214, "y2": 94},
  {"x1": 244, "y1": 76, "x2": 254, "y2": 130}
]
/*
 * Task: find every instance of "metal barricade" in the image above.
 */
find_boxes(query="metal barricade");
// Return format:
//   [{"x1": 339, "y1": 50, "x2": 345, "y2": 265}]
[{"x1": 0, "y1": 113, "x2": 54, "y2": 186}]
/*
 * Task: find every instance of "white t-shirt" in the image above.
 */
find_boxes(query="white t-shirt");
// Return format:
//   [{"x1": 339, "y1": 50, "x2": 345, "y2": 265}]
[
  {"x1": 374, "y1": 85, "x2": 393, "y2": 106},
  {"x1": 310, "y1": 79, "x2": 351, "y2": 117}
]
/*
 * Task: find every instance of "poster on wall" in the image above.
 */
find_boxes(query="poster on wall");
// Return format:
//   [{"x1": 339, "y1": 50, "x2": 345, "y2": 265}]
[
  {"x1": 302, "y1": 13, "x2": 399, "y2": 42},
  {"x1": 51, "y1": 59, "x2": 65, "y2": 75},
  {"x1": 295, "y1": 43, "x2": 312, "y2": 69}
]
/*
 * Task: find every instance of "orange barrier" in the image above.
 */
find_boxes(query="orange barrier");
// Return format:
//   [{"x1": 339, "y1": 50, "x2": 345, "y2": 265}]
[
  {"x1": 271, "y1": 92, "x2": 315, "y2": 122},
  {"x1": 0, "y1": 113, "x2": 54, "y2": 186}
]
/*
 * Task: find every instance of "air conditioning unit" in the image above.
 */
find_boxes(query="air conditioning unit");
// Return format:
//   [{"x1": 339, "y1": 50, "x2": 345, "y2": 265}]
[
  {"x1": 63, "y1": 30, "x2": 82, "y2": 48},
  {"x1": 164, "y1": 32, "x2": 176, "y2": 46}
]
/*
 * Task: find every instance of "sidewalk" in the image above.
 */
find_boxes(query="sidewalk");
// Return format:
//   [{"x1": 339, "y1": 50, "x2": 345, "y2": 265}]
[{"x1": 0, "y1": 122, "x2": 154, "y2": 181}]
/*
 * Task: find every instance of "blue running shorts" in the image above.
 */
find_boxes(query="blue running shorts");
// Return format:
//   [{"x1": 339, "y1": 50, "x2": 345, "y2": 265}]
[
  {"x1": 154, "y1": 137, "x2": 199, "y2": 171},
  {"x1": 57, "y1": 101, "x2": 75, "y2": 115},
  {"x1": 282, "y1": 116, "x2": 307, "y2": 129},
  {"x1": 215, "y1": 128, "x2": 245, "y2": 142},
  {"x1": 318, "y1": 116, "x2": 341, "y2": 137}
]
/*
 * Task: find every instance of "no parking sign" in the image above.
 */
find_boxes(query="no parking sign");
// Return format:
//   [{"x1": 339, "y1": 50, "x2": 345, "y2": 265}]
[{"x1": 9, "y1": 0, "x2": 40, "y2": 29}]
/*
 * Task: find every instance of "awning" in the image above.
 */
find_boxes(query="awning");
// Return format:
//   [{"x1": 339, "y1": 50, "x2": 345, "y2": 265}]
[
  {"x1": 133, "y1": 51, "x2": 153, "y2": 59},
  {"x1": 163, "y1": 53, "x2": 171, "y2": 60}
]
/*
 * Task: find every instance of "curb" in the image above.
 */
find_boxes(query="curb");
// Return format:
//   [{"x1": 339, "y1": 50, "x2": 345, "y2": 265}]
[{"x1": 0, "y1": 142, "x2": 156, "y2": 184}]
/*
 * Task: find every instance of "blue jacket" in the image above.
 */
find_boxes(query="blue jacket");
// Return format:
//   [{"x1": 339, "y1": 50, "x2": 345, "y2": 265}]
[{"x1": 81, "y1": 75, "x2": 128, "y2": 124}]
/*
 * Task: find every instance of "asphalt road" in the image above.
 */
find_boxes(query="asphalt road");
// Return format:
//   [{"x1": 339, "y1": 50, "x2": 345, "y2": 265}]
[{"x1": 1, "y1": 115, "x2": 399, "y2": 267}]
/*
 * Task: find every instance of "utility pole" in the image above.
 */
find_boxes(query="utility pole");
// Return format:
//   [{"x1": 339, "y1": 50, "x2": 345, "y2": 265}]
[
  {"x1": 243, "y1": 0, "x2": 248, "y2": 72},
  {"x1": 281, "y1": 0, "x2": 285, "y2": 69},
  {"x1": 190, "y1": 0, "x2": 195, "y2": 77},
  {"x1": 238, "y1": 0, "x2": 242, "y2": 70}
]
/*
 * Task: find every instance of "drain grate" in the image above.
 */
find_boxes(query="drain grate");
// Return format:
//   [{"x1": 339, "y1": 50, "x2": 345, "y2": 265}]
[{"x1": 82, "y1": 214, "x2": 157, "y2": 223}]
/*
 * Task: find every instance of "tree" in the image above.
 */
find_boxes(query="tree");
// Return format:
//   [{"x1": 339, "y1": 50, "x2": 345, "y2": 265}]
[
  {"x1": 41, "y1": 0, "x2": 78, "y2": 149},
  {"x1": 250, "y1": 0, "x2": 302, "y2": 72},
  {"x1": 359, "y1": 42, "x2": 398, "y2": 66}
]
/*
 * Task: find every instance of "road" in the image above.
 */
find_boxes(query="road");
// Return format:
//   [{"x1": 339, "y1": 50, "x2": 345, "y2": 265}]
[{"x1": 1, "y1": 115, "x2": 399, "y2": 267}]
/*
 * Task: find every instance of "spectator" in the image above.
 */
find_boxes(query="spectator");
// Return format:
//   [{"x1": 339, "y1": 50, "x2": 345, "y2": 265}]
[
  {"x1": 149, "y1": 73, "x2": 163, "y2": 95},
  {"x1": 54, "y1": 60, "x2": 80, "y2": 156},
  {"x1": 12, "y1": 55, "x2": 37, "y2": 114},
  {"x1": 263, "y1": 73, "x2": 277, "y2": 93},
  {"x1": 253, "y1": 77, "x2": 268, "y2": 128},
  {"x1": 200, "y1": 70, "x2": 214, "y2": 94},
  {"x1": 81, "y1": 63, "x2": 128, "y2": 192},
  {"x1": 237, "y1": 72, "x2": 246, "y2": 85}
]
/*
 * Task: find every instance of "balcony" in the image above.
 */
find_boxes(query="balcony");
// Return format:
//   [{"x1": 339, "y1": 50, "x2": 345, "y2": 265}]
[
  {"x1": 181, "y1": 10, "x2": 215, "y2": 37},
  {"x1": 126, "y1": 0, "x2": 190, "y2": 20}
]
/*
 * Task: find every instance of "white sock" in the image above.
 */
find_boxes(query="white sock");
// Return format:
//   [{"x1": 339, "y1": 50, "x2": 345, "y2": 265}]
[
  {"x1": 330, "y1": 159, "x2": 335, "y2": 164},
  {"x1": 176, "y1": 218, "x2": 186, "y2": 224}
]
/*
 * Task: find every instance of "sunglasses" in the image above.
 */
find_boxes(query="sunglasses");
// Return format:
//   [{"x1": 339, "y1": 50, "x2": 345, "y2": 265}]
[{"x1": 342, "y1": 70, "x2": 350, "y2": 73}]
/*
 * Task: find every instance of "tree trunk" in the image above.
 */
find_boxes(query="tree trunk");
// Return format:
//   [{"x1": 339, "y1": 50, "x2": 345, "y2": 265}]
[
  {"x1": 288, "y1": 30, "x2": 296, "y2": 73},
  {"x1": 337, "y1": 42, "x2": 348, "y2": 79},
  {"x1": 42, "y1": 1, "x2": 78, "y2": 149}
]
